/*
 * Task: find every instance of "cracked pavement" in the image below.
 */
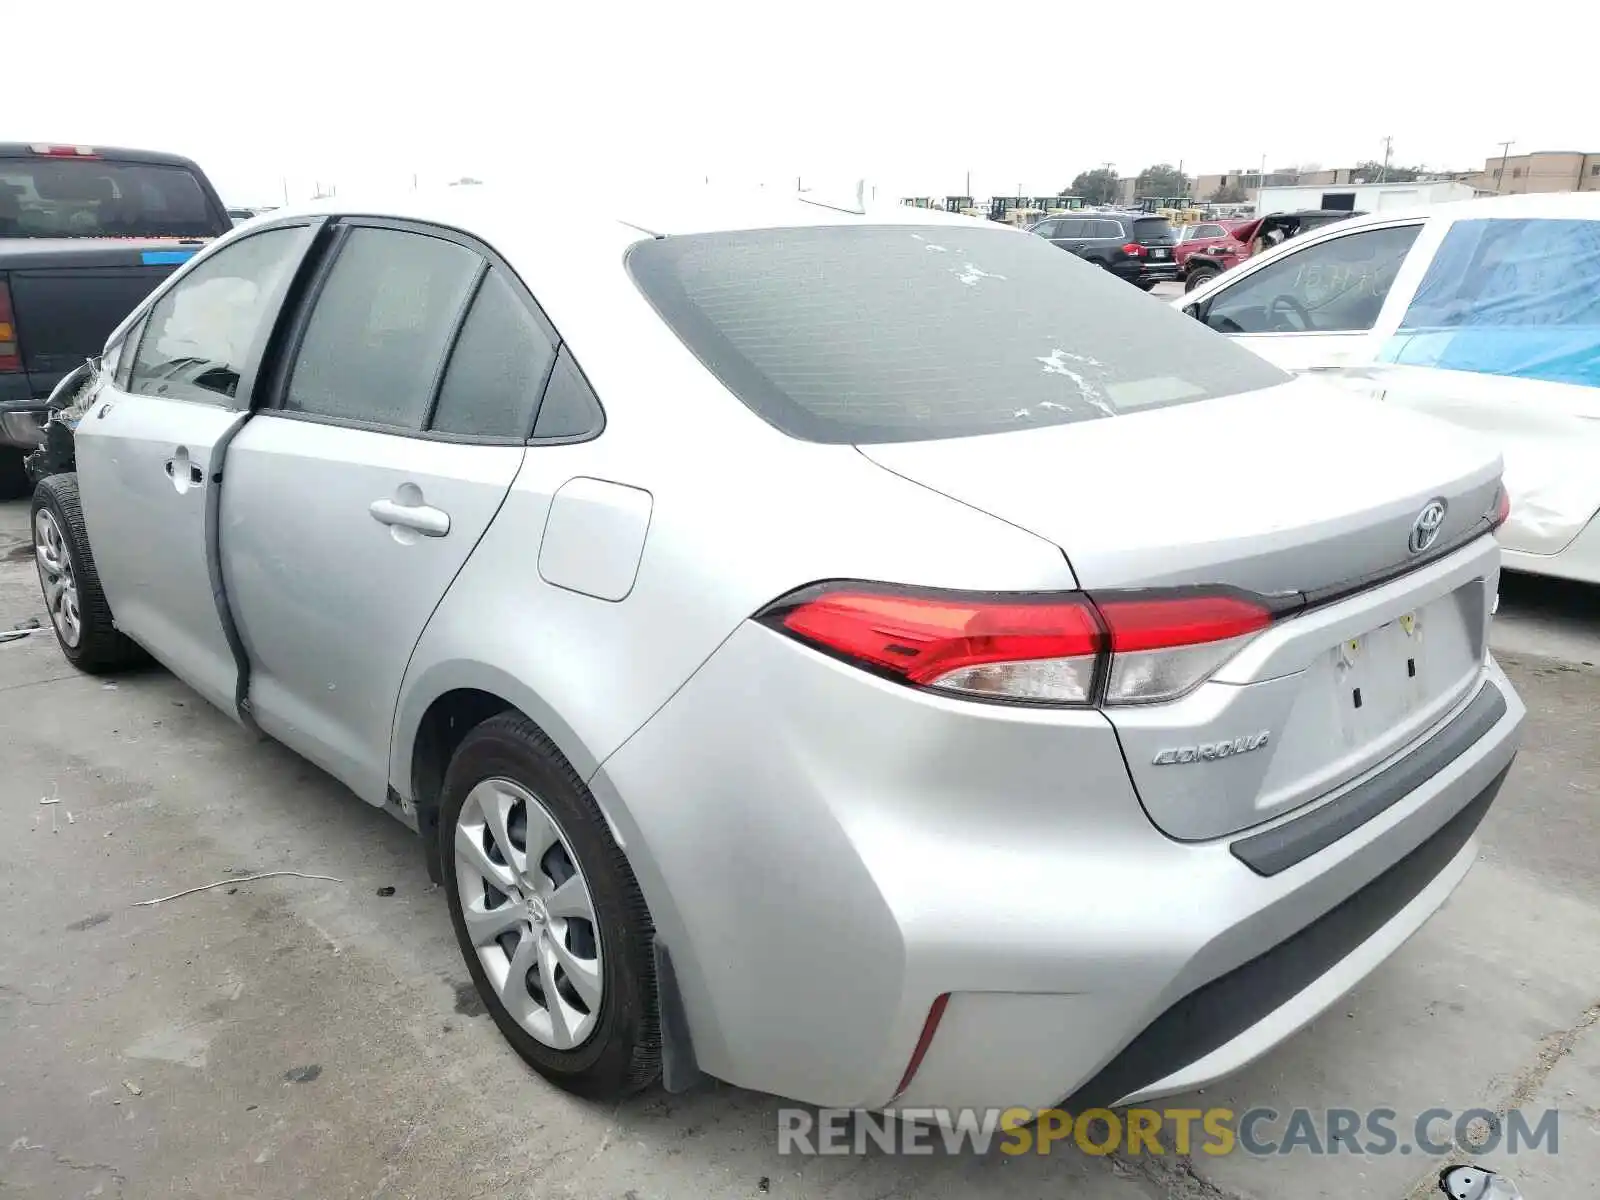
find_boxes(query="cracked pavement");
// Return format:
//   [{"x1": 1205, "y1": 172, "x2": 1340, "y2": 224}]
[{"x1": 3, "y1": 497, "x2": 1599, "y2": 1199}]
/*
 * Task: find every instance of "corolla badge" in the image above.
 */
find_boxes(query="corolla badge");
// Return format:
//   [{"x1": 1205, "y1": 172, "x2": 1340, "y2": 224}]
[
  {"x1": 1409, "y1": 498, "x2": 1449, "y2": 554},
  {"x1": 1152, "y1": 731, "x2": 1270, "y2": 766}
]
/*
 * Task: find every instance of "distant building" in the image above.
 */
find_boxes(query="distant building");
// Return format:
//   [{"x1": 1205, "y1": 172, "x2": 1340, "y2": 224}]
[
  {"x1": 1467, "y1": 151, "x2": 1600, "y2": 194},
  {"x1": 1256, "y1": 180, "x2": 1477, "y2": 216},
  {"x1": 1193, "y1": 168, "x2": 1301, "y2": 203}
]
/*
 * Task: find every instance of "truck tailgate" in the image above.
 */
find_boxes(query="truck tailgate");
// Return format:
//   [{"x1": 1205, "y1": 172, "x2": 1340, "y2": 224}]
[{"x1": 2, "y1": 238, "x2": 206, "y2": 397}]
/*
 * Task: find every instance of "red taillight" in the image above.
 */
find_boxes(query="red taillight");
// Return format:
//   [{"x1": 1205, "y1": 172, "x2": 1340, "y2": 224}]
[
  {"x1": 759, "y1": 583, "x2": 1279, "y2": 706},
  {"x1": 1490, "y1": 486, "x2": 1511, "y2": 531},
  {"x1": 29, "y1": 143, "x2": 99, "y2": 158},
  {"x1": 1122, "y1": 242, "x2": 1146, "y2": 257},
  {"x1": 1095, "y1": 594, "x2": 1273, "y2": 652},
  {"x1": 0, "y1": 280, "x2": 19, "y2": 374}
]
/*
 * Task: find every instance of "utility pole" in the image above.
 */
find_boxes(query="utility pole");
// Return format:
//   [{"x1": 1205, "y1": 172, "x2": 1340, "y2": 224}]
[
  {"x1": 965, "y1": 169, "x2": 970, "y2": 197},
  {"x1": 1379, "y1": 136, "x2": 1392, "y2": 182},
  {"x1": 1495, "y1": 139, "x2": 1515, "y2": 193},
  {"x1": 281, "y1": 176, "x2": 289, "y2": 206}
]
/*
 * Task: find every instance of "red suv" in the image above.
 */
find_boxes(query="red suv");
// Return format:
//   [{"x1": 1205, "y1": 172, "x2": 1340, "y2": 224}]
[{"x1": 1173, "y1": 220, "x2": 1246, "y2": 270}]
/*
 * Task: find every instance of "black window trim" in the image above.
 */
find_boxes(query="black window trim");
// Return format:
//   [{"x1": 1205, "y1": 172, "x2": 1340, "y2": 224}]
[
  {"x1": 256, "y1": 214, "x2": 603, "y2": 447},
  {"x1": 122, "y1": 219, "x2": 327, "y2": 412}
]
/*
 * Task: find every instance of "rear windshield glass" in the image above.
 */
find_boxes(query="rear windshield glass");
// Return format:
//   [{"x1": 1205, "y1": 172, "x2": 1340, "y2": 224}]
[
  {"x1": 627, "y1": 224, "x2": 1288, "y2": 443},
  {"x1": 1133, "y1": 218, "x2": 1175, "y2": 242},
  {"x1": 0, "y1": 158, "x2": 224, "y2": 239}
]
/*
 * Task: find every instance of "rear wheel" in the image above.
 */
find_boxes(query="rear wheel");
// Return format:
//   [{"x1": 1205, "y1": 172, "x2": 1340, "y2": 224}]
[
  {"x1": 440, "y1": 712, "x2": 661, "y2": 1099},
  {"x1": 0, "y1": 448, "x2": 29, "y2": 500},
  {"x1": 30, "y1": 473, "x2": 146, "y2": 672},
  {"x1": 1185, "y1": 266, "x2": 1220, "y2": 292}
]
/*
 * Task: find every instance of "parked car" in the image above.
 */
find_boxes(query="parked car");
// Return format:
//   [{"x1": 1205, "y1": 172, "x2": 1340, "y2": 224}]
[
  {"x1": 1181, "y1": 210, "x2": 1362, "y2": 291},
  {"x1": 1027, "y1": 211, "x2": 1179, "y2": 289},
  {"x1": 1177, "y1": 191, "x2": 1600, "y2": 585},
  {"x1": 29, "y1": 187, "x2": 1523, "y2": 1114},
  {"x1": 1173, "y1": 219, "x2": 1247, "y2": 269},
  {"x1": 0, "y1": 143, "x2": 232, "y2": 497}
]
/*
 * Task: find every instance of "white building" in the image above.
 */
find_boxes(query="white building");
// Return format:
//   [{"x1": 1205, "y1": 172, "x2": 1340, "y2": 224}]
[{"x1": 1256, "y1": 180, "x2": 1478, "y2": 216}]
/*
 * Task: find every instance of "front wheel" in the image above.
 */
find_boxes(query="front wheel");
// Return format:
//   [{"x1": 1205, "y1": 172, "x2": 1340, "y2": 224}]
[
  {"x1": 440, "y1": 712, "x2": 661, "y2": 1099},
  {"x1": 1185, "y1": 266, "x2": 1220, "y2": 292},
  {"x1": 30, "y1": 473, "x2": 146, "y2": 672}
]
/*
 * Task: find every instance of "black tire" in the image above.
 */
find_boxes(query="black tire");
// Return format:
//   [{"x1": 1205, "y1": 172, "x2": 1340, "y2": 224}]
[
  {"x1": 29, "y1": 473, "x2": 147, "y2": 673},
  {"x1": 0, "y1": 447, "x2": 29, "y2": 500},
  {"x1": 1185, "y1": 266, "x2": 1220, "y2": 292},
  {"x1": 440, "y1": 712, "x2": 661, "y2": 1099}
]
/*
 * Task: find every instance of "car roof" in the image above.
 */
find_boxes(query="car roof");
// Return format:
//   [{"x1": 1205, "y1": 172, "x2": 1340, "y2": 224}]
[
  {"x1": 0, "y1": 142, "x2": 205, "y2": 168},
  {"x1": 269, "y1": 183, "x2": 1015, "y2": 249}
]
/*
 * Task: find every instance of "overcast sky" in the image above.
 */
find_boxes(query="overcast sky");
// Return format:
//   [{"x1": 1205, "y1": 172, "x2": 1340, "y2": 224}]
[{"x1": 13, "y1": 0, "x2": 1595, "y2": 207}]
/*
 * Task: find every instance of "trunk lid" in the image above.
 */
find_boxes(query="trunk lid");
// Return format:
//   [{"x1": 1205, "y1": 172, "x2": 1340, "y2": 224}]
[
  {"x1": 859, "y1": 375, "x2": 1505, "y2": 841},
  {"x1": 857, "y1": 375, "x2": 1501, "y2": 597}
]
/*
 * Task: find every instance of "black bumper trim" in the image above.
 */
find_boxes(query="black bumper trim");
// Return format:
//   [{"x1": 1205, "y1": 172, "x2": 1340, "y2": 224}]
[
  {"x1": 1231, "y1": 681, "x2": 1507, "y2": 877},
  {"x1": 1062, "y1": 764, "x2": 1508, "y2": 1112}
]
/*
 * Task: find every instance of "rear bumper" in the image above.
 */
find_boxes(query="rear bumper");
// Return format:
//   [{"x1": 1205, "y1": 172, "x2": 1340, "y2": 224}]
[
  {"x1": 591, "y1": 617, "x2": 1525, "y2": 1112},
  {"x1": 0, "y1": 395, "x2": 49, "y2": 451},
  {"x1": 1137, "y1": 261, "x2": 1180, "y2": 283}
]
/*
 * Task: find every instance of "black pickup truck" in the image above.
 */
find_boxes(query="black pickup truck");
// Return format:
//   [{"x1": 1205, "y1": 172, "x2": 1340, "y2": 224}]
[{"x1": 1, "y1": 143, "x2": 233, "y2": 496}]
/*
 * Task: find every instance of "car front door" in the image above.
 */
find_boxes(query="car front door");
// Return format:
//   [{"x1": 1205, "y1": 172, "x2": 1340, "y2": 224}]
[
  {"x1": 1183, "y1": 221, "x2": 1424, "y2": 372},
  {"x1": 219, "y1": 220, "x2": 561, "y2": 805},
  {"x1": 72, "y1": 222, "x2": 319, "y2": 716}
]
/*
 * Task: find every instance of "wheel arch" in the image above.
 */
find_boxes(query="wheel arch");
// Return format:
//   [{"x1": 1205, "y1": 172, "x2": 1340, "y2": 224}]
[{"x1": 395, "y1": 661, "x2": 608, "y2": 883}]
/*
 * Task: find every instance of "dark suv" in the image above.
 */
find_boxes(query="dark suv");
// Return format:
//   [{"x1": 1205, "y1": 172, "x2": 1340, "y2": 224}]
[{"x1": 1027, "y1": 212, "x2": 1179, "y2": 289}]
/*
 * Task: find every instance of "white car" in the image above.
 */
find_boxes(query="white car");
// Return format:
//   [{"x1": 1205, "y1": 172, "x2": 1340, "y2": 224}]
[{"x1": 1176, "y1": 193, "x2": 1600, "y2": 585}]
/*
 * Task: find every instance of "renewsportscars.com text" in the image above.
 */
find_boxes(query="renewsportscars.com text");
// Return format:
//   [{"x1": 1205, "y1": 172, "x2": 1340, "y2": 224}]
[{"x1": 777, "y1": 1106, "x2": 1561, "y2": 1158}]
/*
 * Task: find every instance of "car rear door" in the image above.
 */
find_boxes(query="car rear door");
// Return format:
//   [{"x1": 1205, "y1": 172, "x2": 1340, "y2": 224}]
[
  {"x1": 219, "y1": 220, "x2": 556, "y2": 806},
  {"x1": 1183, "y1": 220, "x2": 1425, "y2": 371},
  {"x1": 71, "y1": 221, "x2": 320, "y2": 717}
]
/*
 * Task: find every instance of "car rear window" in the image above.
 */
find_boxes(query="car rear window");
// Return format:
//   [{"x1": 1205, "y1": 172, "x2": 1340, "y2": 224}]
[
  {"x1": 1133, "y1": 218, "x2": 1175, "y2": 242},
  {"x1": 626, "y1": 223, "x2": 1289, "y2": 444},
  {"x1": 0, "y1": 157, "x2": 225, "y2": 238}
]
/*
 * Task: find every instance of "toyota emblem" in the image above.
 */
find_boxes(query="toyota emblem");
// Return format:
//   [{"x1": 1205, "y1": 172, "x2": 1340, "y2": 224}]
[{"x1": 1409, "y1": 499, "x2": 1448, "y2": 554}]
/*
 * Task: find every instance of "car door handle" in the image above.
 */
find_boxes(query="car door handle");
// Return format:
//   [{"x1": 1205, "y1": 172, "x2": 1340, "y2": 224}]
[
  {"x1": 369, "y1": 497, "x2": 450, "y2": 537},
  {"x1": 165, "y1": 458, "x2": 204, "y2": 485}
]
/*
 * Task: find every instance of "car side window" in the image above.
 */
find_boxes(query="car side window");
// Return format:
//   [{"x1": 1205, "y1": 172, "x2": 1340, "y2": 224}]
[
  {"x1": 127, "y1": 227, "x2": 304, "y2": 406},
  {"x1": 532, "y1": 345, "x2": 604, "y2": 440},
  {"x1": 1195, "y1": 224, "x2": 1224, "y2": 239},
  {"x1": 431, "y1": 268, "x2": 560, "y2": 439},
  {"x1": 1200, "y1": 224, "x2": 1422, "y2": 335},
  {"x1": 1051, "y1": 219, "x2": 1080, "y2": 238},
  {"x1": 283, "y1": 226, "x2": 480, "y2": 430},
  {"x1": 1033, "y1": 220, "x2": 1059, "y2": 238}
]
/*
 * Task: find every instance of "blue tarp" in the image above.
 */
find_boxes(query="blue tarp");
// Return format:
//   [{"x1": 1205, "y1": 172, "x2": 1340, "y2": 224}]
[{"x1": 1377, "y1": 218, "x2": 1600, "y2": 389}]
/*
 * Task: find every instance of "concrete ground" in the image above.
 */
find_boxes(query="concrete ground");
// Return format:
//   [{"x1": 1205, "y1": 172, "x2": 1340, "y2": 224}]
[{"x1": 2, "y1": 494, "x2": 1597, "y2": 1200}]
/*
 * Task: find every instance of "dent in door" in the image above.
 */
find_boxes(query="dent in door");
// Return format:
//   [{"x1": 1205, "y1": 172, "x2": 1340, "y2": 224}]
[{"x1": 538, "y1": 478, "x2": 653, "y2": 602}]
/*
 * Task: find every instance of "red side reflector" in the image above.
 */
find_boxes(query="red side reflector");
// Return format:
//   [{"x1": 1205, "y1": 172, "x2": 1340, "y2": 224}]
[
  {"x1": 1094, "y1": 593, "x2": 1273, "y2": 653},
  {"x1": 894, "y1": 993, "x2": 950, "y2": 1098},
  {"x1": 1122, "y1": 242, "x2": 1146, "y2": 256},
  {"x1": 770, "y1": 587, "x2": 1103, "y2": 686}
]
